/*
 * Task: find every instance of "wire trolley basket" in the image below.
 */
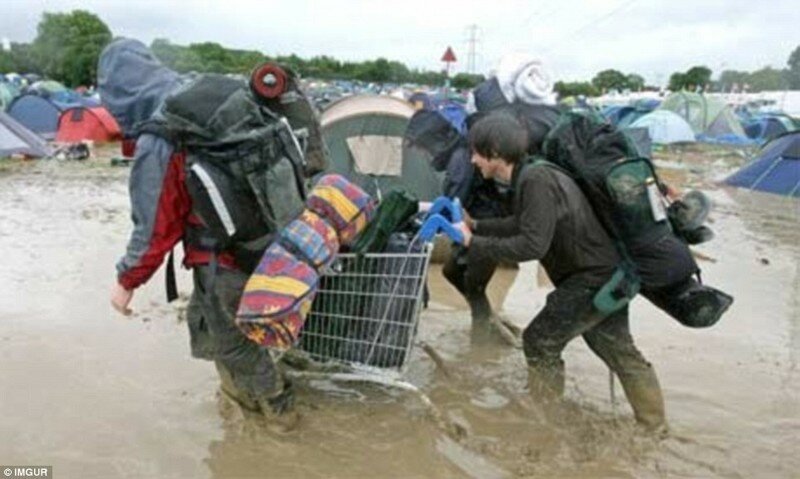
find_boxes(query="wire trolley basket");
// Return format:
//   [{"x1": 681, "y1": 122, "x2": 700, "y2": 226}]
[
  {"x1": 296, "y1": 241, "x2": 433, "y2": 384},
  {"x1": 286, "y1": 197, "x2": 464, "y2": 408}
]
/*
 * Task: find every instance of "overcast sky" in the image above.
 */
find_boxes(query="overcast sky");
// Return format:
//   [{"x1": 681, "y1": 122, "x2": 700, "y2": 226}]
[{"x1": 2, "y1": 0, "x2": 797, "y2": 85}]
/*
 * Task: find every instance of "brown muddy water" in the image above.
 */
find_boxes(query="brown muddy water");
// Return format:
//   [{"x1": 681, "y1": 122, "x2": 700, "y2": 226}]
[{"x1": 0, "y1": 150, "x2": 798, "y2": 478}]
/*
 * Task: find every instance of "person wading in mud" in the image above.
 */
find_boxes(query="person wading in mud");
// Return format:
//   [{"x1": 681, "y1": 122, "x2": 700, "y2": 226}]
[
  {"x1": 458, "y1": 112, "x2": 666, "y2": 432},
  {"x1": 101, "y1": 39, "x2": 299, "y2": 430}
]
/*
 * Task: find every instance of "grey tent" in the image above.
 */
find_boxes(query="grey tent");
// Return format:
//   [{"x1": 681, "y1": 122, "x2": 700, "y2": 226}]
[
  {"x1": 0, "y1": 111, "x2": 53, "y2": 158},
  {"x1": 320, "y1": 95, "x2": 443, "y2": 201}
]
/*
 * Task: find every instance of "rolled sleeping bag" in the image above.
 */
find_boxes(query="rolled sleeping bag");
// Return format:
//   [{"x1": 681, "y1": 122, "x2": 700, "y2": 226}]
[
  {"x1": 494, "y1": 53, "x2": 555, "y2": 106},
  {"x1": 236, "y1": 174, "x2": 375, "y2": 352}
]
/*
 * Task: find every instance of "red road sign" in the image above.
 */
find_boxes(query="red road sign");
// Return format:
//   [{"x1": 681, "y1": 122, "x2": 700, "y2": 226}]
[{"x1": 441, "y1": 46, "x2": 457, "y2": 63}]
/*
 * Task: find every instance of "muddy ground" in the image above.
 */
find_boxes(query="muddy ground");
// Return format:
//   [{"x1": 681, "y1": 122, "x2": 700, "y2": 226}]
[{"x1": 0, "y1": 143, "x2": 797, "y2": 478}]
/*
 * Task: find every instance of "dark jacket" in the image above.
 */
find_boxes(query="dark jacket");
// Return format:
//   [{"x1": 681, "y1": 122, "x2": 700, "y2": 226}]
[{"x1": 469, "y1": 164, "x2": 619, "y2": 287}]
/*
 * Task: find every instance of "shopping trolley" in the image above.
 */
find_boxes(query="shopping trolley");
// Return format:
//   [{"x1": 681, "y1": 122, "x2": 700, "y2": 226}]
[{"x1": 286, "y1": 197, "x2": 465, "y2": 397}]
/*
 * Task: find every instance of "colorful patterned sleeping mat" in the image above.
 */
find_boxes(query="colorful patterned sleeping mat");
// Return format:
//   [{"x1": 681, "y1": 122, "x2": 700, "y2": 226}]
[{"x1": 236, "y1": 174, "x2": 375, "y2": 352}]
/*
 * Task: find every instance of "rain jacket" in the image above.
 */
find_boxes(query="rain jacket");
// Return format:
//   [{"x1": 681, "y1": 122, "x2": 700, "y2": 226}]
[
  {"x1": 99, "y1": 39, "x2": 232, "y2": 290},
  {"x1": 469, "y1": 164, "x2": 619, "y2": 287}
]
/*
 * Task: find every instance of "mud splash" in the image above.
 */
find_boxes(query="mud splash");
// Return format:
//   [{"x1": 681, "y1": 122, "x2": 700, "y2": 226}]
[{"x1": 0, "y1": 149, "x2": 797, "y2": 478}]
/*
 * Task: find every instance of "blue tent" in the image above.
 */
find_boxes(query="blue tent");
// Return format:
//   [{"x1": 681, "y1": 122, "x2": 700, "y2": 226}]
[
  {"x1": 602, "y1": 102, "x2": 657, "y2": 129},
  {"x1": 743, "y1": 115, "x2": 796, "y2": 144},
  {"x1": 602, "y1": 105, "x2": 632, "y2": 125},
  {"x1": 49, "y1": 89, "x2": 101, "y2": 108},
  {"x1": 630, "y1": 110, "x2": 696, "y2": 144},
  {"x1": 6, "y1": 94, "x2": 75, "y2": 139},
  {"x1": 725, "y1": 131, "x2": 800, "y2": 197}
]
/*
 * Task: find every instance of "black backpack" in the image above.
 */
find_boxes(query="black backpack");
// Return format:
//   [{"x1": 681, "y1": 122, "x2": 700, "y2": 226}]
[
  {"x1": 542, "y1": 111, "x2": 697, "y2": 307},
  {"x1": 162, "y1": 74, "x2": 308, "y2": 270},
  {"x1": 541, "y1": 111, "x2": 732, "y2": 328}
]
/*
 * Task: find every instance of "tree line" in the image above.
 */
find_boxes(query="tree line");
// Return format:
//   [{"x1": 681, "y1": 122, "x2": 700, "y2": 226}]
[
  {"x1": 0, "y1": 10, "x2": 484, "y2": 89},
  {"x1": 2, "y1": 10, "x2": 799, "y2": 98},
  {"x1": 555, "y1": 49, "x2": 800, "y2": 98},
  {"x1": 149, "y1": 38, "x2": 485, "y2": 88}
]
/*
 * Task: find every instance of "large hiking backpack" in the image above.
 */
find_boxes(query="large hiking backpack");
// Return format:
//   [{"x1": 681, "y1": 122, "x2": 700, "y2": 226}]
[
  {"x1": 161, "y1": 73, "x2": 309, "y2": 270},
  {"x1": 543, "y1": 111, "x2": 672, "y2": 250},
  {"x1": 541, "y1": 112, "x2": 694, "y2": 304},
  {"x1": 542, "y1": 111, "x2": 732, "y2": 327}
]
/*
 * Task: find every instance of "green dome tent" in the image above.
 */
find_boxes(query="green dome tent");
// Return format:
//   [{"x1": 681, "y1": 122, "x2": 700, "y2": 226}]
[
  {"x1": 660, "y1": 92, "x2": 745, "y2": 138},
  {"x1": 0, "y1": 82, "x2": 19, "y2": 110},
  {"x1": 320, "y1": 95, "x2": 443, "y2": 201}
]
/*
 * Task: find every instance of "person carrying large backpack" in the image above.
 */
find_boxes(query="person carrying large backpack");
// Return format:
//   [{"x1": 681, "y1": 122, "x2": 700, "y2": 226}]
[
  {"x1": 458, "y1": 112, "x2": 666, "y2": 432},
  {"x1": 102, "y1": 39, "x2": 323, "y2": 429}
]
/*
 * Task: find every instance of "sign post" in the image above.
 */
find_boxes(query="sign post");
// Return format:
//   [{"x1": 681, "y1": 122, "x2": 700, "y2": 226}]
[{"x1": 441, "y1": 46, "x2": 457, "y2": 97}]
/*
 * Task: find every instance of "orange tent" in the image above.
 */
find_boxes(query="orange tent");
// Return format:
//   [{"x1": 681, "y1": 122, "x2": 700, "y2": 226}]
[{"x1": 56, "y1": 106, "x2": 122, "y2": 143}]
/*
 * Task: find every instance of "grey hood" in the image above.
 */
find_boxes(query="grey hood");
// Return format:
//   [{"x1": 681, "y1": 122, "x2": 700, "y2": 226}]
[{"x1": 98, "y1": 38, "x2": 181, "y2": 136}]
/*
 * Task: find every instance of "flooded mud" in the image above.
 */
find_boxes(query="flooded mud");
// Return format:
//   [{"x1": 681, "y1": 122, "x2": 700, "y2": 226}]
[{"x1": 0, "y1": 148, "x2": 797, "y2": 477}]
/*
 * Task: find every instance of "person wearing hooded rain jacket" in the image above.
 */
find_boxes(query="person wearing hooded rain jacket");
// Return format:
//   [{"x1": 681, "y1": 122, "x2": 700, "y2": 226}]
[{"x1": 101, "y1": 39, "x2": 297, "y2": 428}]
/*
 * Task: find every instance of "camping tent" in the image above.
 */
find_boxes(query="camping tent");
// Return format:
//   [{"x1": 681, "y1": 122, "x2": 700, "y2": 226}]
[
  {"x1": 30, "y1": 80, "x2": 67, "y2": 95},
  {"x1": 0, "y1": 111, "x2": 53, "y2": 158},
  {"x1": 725, "y1": 131, "x2": 800, "y2": 197},
  {"x1": 630, "y1": 110, "x2": 696, "y2": 144},
  {"x1": 743, "y1": 114, "x2": 797, "y2": 144},
  {"x1": 660, "y1": 92, "x2": 746, "y2": 139},
  {"x1": 1, "y1": 82, "x2": 20, "y2": 110},
  {"x1": 6, "y1": 94, "x2": 66, "y2": 139},
  {"x1": 56, "y1": 106, "x2": 122, "y2": 142},
  {"x1": 50, "y1": 89, "x2": 101, "y2": 108},
  {"x1": 603, "y1": 100, "x2": 660, "y2": 129},
  {"x1": 320, "y1": 95, "x2": 443, "y2": 201}
]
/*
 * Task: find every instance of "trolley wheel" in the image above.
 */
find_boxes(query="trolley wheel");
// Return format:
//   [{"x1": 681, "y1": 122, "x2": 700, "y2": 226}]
[{"x1": 250, "y1": 63, "x2": 288, "y2": 100}]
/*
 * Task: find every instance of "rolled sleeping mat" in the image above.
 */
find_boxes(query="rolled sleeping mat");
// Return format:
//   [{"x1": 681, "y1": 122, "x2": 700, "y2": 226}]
[
  {"x1": 250, "y1": 61, "x2": 329, "y2": 176},
  {"x1": 236, "y1": 174, "x2": 375, "y2": 351},
  {"x1": 250, "y1": 62, "x2": 288, "y2": 100}
]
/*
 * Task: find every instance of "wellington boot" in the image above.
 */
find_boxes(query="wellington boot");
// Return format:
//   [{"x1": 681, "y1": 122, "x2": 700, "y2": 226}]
[
  {"x1": 468, "y1": 295, "x2": 504, "y2": 346},
  {"x1": 256, "y1": 379, "x2": 301, "y2": 434},
  {"x1": 215, "y1": 361, "x2": 260, "y2": 413},
  {"x1": 527, "y1": 363, "x2": 565, "y2": 404},
  {"x1": 259, "y1": 406, "x2": 301, "y2": 434},
  {"x1": 619, "y1": 374, "x2": 667, "y2": 433}
]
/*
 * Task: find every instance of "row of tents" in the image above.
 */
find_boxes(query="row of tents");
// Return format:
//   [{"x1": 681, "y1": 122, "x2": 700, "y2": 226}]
[
  {"x1": 321, "y1": 93, "x2": 797, "y2": 199},
  {"x1": 600, "y1": 91, "x2": 799, "y2": 146},
  {"x1": 0, "y1": 77, "x2": 122, "y2": 158},
  {"x1": 6, "y1": 94, "x2": 121, "y2": 142},
  {"x1": 3, "y1": 74, "x2": 795, "y2": 198}
]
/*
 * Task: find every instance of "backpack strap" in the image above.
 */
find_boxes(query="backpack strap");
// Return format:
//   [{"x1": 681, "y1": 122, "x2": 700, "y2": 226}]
[
  {"x1": 136, "y1": 119, "x2": 177, "y2": 143},
  {"x1": 527, "y1": 157, "x2": 572, "y2": 177},
  {"x1": 165, "y1": 250, "x2": 178, "y2": 303}
]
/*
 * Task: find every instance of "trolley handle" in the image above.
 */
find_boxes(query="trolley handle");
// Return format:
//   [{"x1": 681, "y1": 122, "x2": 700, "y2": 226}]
[{"x1": 417, "y1": 197, "x2": 465, "y2": 245}]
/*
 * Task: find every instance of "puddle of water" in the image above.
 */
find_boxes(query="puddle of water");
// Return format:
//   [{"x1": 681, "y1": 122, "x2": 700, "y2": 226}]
[{"x1": 0, "y1": 154, "x2": 797, "y2": 478}]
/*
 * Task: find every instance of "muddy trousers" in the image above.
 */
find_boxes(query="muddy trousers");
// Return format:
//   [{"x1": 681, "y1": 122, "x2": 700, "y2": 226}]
[
  {"x1": 442, "y1": 246, "x2": 498, "y2": 340},
  {"x1": 522, "y1": 279, "x2": 666, "y2": 429},
  {"x1": 186, "y1": 265, "x2": 282, "y2": 402}
]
